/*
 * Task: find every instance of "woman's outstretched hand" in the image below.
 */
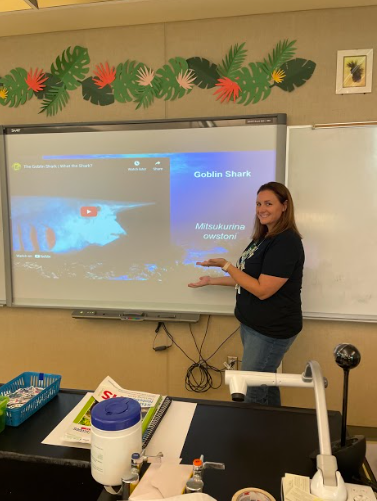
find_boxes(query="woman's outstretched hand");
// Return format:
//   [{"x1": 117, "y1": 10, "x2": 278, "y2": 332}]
[
  {"x1": 188, "y1": 259, "x2": 228, "y2": 287},
  {"x1": 195, "y1": 258, "x2": 227, "y2": 268},
  {"x1": 188, "y1": 276, "x2": 212, "y2": 288}
]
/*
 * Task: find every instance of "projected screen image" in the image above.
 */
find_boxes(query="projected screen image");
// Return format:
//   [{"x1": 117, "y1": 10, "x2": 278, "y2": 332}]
[
  {"x1": 4, "y1": 121, "x2": 285, "y2": 313},
  {"x1": 10, "y1": 156, "x2": 171, "y2": 282}
]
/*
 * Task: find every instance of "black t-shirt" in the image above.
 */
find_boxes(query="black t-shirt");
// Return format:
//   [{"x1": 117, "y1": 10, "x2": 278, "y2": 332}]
[{"x1": 234, "y1": 229, "x2": 305, "y2": 339}]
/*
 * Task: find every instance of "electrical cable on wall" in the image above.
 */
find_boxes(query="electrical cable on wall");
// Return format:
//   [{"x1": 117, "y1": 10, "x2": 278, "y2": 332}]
[
  {"x1": 152, "y1": 317, "x2": 240, "y2": 393},
  {"x1": 153, "y1": 322, "x2": 173, "y2": 351}
]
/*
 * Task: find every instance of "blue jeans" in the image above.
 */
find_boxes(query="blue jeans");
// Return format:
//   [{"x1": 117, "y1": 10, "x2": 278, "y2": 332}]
[{"x1": 240, "y1": 323, "x2": 297, "y2": 406}]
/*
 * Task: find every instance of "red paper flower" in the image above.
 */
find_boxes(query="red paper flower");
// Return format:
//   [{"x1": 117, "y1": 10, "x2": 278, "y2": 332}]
[
  {"x1": 93, "y1": 62, "x2": 116, "y2": 89},
  {"x1": 25, "y1": 68, "x2": 48, "y2": 92},
  {"x1": 213, "y1": 77, "x2": 241, "y2": 103}
]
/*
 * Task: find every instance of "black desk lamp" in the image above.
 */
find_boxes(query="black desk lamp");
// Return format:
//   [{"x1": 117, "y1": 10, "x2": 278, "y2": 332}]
[{"x1": 331, "y1": 344, "x2": 366, "y2": 482}]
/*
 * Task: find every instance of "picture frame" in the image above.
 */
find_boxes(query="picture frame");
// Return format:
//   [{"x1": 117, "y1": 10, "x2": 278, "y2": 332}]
[{"x1": 336, "y1": 49, "x2": 373, "y2": 94}]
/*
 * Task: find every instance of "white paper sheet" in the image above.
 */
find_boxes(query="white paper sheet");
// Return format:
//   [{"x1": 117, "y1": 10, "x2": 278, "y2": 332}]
[
  {"x1": 145, "y1": 401, "x2": 197, "y2": 459},
  {"x1": 130, "y1": 463, "x2": 193, "y2": 499},
  {"x1": 42, "y1": 396, "x2": 196, "y2": 460},
  {"x1": 42, "y1": 392, "x2": 93, "y2": 449},
  {"x1": 366, "y1": 441, "x2": 377, "y2": 479},
  {"x1": 131, "y1": 495, "x2": 216, "y2": 501}
]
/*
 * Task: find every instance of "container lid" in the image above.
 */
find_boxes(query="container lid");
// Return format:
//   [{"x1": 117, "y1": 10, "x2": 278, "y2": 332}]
[{"x1": 91, "y1": 397, "x2": 141, "y2": 431}]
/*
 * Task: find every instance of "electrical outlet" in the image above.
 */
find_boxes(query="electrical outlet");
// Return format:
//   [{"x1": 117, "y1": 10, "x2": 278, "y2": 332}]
[{"x1": 227, "y1": 356, "x2": 238, "y2": 370}]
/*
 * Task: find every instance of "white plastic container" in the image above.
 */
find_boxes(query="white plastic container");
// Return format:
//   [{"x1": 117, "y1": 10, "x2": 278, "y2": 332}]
[{"x1": 91, "y1": 397, "x2": 142, "y2": 486}]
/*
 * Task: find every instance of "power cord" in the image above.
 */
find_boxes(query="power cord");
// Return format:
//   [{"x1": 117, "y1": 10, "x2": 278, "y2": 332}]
[
  {"x1": 351, "y1": 472, "x2": 377, "y2": 493},
  {"x1": 152, "y1": 317, "x2": 240, "y2": 393},
  {"x1": 153, "y1": 322, "x2": 173, "y2": 351}
]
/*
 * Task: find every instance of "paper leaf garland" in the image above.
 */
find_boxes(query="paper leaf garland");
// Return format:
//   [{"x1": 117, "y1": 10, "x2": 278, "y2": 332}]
[
  {"x1": 236, "y1": 63, "x2": 272, "y2": 105},
  {"x1": 39, "y1": 85, "x2": 70, "y2": 116},
  {"x1": 0, "y1": 40, "x2": 316, "y2": 116},
  {"x1": 273, "y1": 58, "x2": 317, "y2": 92},
  {"x1": 186, "y1": 58, "x2": 219, "y2": 89},
  {"x1": 156, "y1": 57, "x2": 192, "y2": 100},
  {"x1": 50, "y1": 46, "x2": 90, "y2": 91},
  {"x1": 260, "y1": 39, "x2": 297, "y2": 76},
  {"x1": 93, "y1": 63, "x2": 116, "y2": 89},
  {"x1": 134, "y1": 74, "x2": 162, "y2": 110},
  {"x1": 34, "y1": 73, "x2": 63, "y2": 100},
  {"x1": 214, "y1": 77, "x2": 241, "y2": 103},
  {"x1": 82, "y1": 77, "x2": 115, "y2": 106},
  {"x1": 0, "y1": 68, "x2": 33, "y2": 107},
  {"x1": 217, "y1": 42, "x2": 247, "y2": 79},
  {"x1": 25, "y1": 68, "x2": 48, "y2": 92},
  {"x1": 113, "y1": 60, "x2": 143, "y2": 103}
]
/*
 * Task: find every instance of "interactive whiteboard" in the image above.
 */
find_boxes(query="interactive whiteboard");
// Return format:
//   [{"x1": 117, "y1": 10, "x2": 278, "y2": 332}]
[{"x1": 2, "y1": 116, "x2": 286, "y2": 315}]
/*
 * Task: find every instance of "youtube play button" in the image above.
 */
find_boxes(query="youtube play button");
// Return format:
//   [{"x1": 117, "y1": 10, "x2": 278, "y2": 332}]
[{"x1": 80, "y1": 206, "x2": 98, "y2": 217}]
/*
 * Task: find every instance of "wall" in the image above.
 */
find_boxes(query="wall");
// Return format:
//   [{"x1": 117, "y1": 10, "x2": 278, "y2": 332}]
[{"x1": 0, "y1": 6, "x2": 376, "y2": 426}]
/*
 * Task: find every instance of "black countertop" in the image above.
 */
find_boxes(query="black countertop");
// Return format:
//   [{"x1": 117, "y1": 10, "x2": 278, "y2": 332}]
[{"x1": 0, "y1": 389, "x2": 345, "y2": 501}]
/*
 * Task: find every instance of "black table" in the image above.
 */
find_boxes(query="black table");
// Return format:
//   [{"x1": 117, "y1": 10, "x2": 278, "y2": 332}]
[{"x1": 0, "y1": 389, "x2": 343, "y2": 501}]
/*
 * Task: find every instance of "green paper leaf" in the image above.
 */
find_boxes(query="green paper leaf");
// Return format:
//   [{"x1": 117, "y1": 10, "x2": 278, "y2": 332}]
[
  {"x1": 134, "y1": 77, "x2": 162, "y2": 110},
  {"x1": 39, "y1": 85, "x2": 70, "y2": 116},
  {"x1": 260, "y1": 39, "x2": 297, "y2": 77},
  {"x1": 186, "y1": 57, "x2": 219, "y2": 89},
  {"x1": 218, "y1": 43, "x2": 247, "y2": 79},
  {"x1": 0, "y1": 68, "x2": 33, "y2": 108},
  {"x1": 81, "y1": 77, "x2": 115, "y2": 106},
  {"x1": 274, "y1": 58, "x2": 316, "y2": 92},
  {"x1": 236, "y1": 62, "x2": 271, "y2": 105},
  {"x1": 112, "y1": 60, "x2": 143, "y2": 103},
  {"x1": 51, "y1": 46, "x2": 90, "y2": 91},
  {"x1": 156, "y1": 57, "x2": 190, "y2": 101},
  {"x1": 34, "y1": 73, "x2": 64, "y2": 100}
]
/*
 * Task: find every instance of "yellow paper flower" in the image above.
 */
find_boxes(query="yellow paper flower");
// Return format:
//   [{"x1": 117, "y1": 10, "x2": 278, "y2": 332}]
[
  {"x1": 0, "y1": 87, "x2": 8, "y2": 100},
  {"x1": 272, "y1": 69, "x2": 286, "y2": 84}
]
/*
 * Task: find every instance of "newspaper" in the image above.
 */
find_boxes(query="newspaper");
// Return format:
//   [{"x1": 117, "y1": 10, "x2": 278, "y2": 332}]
[{"x1": 63, "y1": 376, "x2": 160, "y2": 444}]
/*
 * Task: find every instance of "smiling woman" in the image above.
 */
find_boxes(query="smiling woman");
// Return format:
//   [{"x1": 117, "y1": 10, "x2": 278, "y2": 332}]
[
  {"x1": 189, "y1": 182, "x2": 305, "y2": 406},
  {"x1": 256, "y1": 189, "x2": 287, "y2": 231}
]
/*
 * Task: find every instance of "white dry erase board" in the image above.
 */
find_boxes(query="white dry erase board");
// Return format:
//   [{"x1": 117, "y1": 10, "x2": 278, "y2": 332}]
[
  {"x1": 287, "y1": 125, "x2": 377, "y2": 322},
  {"x1": 0, "y1": 130, "x2": 7, "y2": 305}
]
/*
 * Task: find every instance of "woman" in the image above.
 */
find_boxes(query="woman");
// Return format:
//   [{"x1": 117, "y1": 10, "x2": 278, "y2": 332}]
[{"x1": 188, "y1": 182, "x2": 305, "y2": 406}]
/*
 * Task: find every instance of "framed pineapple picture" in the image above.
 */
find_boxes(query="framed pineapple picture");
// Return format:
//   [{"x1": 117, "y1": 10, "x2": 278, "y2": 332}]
[{"x1": 336, "y1": 49, "x2": 373, "y2": 94}]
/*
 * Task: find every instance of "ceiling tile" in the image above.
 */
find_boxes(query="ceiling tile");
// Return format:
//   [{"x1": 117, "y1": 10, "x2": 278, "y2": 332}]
[
  {"x1": 38, "y1": 0, "x2": 122, "y2": 7},
  {"x1": 0, "y1": 0, "x2": 32, "y2": 13}
]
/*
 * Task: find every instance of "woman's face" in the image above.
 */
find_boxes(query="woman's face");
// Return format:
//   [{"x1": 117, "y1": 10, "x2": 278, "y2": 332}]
[{"x1": 256, "y1": 189, "x2": 287, "y2": 230}]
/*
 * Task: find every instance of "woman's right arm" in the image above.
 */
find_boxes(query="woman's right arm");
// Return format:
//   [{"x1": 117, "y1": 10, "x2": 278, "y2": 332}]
[{"x1": 188, "y1": 275, "x2": 236, "y2": 288}]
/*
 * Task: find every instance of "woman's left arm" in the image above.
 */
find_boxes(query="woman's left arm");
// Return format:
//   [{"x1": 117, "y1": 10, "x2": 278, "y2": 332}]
[
  {"x1": 227, "y1": 265, "x2": 287, "y2": 300},
  {"x1": 196, "y1": 258, "x2": 287, "y2": 300}
]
